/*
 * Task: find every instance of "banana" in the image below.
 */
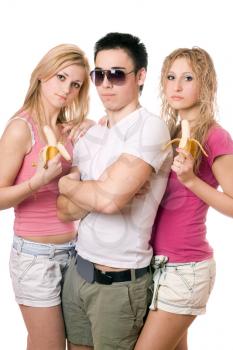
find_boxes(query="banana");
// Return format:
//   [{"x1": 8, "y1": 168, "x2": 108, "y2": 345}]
[
  {"x1": 43, "y1": 125, "x2": 71, "y2": 168},
  {"x1": 163, "y1": 120, "x2": 208, "y2": 158}
]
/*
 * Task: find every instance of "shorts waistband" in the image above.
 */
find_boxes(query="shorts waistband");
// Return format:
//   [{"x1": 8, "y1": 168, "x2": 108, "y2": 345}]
[
  {"x1": 151, "y1": 255, "x2": 214, "y2": 269},
  {"x1": 13, "y1": 235, "x2": 76, "y2": 259}
]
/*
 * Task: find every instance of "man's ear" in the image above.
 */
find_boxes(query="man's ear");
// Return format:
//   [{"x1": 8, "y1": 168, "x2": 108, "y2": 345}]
[{"x1": 137, "y1": 68, "x2": 147, "y2": 87}]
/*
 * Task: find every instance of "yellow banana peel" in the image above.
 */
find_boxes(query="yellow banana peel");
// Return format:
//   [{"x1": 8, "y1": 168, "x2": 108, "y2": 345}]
[
  {"x1": 163, "y1": 120, "x2": 208, "y2": 158},
  {"x1": 43, "y1": 125, "x2": 71, "y2": 168}
]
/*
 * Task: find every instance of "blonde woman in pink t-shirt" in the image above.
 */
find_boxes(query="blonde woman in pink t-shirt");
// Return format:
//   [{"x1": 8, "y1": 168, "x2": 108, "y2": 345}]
[
  {"x1": 135, "y1": 48, "x2": 233, "y2": 350},
  {"x1": 0, "y1": 44, "x2": 91, "y2": 350}
]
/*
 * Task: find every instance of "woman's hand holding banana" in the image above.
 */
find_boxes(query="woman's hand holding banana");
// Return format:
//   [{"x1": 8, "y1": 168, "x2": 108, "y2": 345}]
[
  {"x1": 171, "y1": 148, "x2": 196, "y2": 187},
  {"x1": 28, "y1": 126, "x2": 71, "y2": 191},
  {"x1": 43, "y1": 125, "x2": 71, "y2": 168},
  {"x1": 164, "y1": 120, "x2": 208, "y2": 186},
  {"x1": 164, "y1": 119, "x2": 208, "y2": 158}
]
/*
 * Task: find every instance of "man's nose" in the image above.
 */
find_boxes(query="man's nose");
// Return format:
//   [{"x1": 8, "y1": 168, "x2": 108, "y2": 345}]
[{"x1": 102, "y1": 73, "x2": 113, "y2": 88}]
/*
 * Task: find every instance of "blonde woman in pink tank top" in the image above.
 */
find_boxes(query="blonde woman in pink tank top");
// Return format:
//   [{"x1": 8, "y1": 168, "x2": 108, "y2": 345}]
[{"x1": 0, "y1": 44, "x2": 92, "y2": 350}]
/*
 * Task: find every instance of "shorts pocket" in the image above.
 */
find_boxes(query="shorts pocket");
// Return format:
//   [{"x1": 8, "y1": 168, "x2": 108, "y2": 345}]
[
  {"x1": 10, "y1": 248, "x2": 37, "y2": 283},
  {"x1": 19, "y1": 255, "x2": 37, "y2": 282},
  {"x1": 155, "y1": 265, "x2": 195, "y2": 311},
  {"x1": 173, "y1": 265, "x2": 195, "y2": 292}
]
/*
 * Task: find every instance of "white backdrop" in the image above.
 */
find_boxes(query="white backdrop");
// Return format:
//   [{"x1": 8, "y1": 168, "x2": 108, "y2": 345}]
[{"x1": 0, "y1": 1, "x2": 232, "y2": 349}]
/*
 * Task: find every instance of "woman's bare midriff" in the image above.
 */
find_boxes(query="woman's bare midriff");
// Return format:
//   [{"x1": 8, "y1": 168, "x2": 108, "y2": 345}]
[{"x1": 19, "y1": 231, "x2": 77, "y2": 244}]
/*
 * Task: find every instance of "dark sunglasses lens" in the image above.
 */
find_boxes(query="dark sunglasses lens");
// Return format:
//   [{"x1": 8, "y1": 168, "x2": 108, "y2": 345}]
[
  {"x1": 108, "y1": 70, "x2": 126, "y2": 85},
  {"x1": 90, "y1": 70, "x2": 127, "y2": 86},
  {"x1": 90, "y1": 70, "x2": 104, "y2": 86}
]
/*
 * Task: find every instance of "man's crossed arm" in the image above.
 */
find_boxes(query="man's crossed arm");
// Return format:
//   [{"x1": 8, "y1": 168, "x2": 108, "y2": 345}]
[{"x1": 57, "y1": 153, "x2": 153, "y2": 221}]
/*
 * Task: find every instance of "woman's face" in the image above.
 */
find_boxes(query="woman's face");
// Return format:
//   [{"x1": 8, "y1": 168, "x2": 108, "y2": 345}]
[
  {"x1": 164, "y1": 57, "x2": 200, "y2": 114},
  {"x1": 40, "y1": 63, "x2": 86, "y2": 114}
]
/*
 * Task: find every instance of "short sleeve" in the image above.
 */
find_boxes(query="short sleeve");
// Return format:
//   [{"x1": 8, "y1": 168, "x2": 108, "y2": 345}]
[
  {"x1": 122, "y1": 112, "x2": 172, "y2": 172},
  {"x1": 205, "y1": 126, "x2": 233, "y2": 166}
]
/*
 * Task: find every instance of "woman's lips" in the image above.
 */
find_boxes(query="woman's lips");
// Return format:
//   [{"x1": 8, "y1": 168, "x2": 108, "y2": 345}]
[{"x1": 171, "y1": 95, "x2": 184, "y2": 101}]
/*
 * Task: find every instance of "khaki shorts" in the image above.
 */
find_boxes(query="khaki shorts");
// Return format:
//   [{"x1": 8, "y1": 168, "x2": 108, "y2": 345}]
[
  {"x1": 149, "y1": 256, "x2": 216, "y2": 315},
  {"x1": 62, "y1": 256, "x2": 152, "y2": 350},
  {"x1": 9, "y1": 236, "x2": 75, "y2": 307}
]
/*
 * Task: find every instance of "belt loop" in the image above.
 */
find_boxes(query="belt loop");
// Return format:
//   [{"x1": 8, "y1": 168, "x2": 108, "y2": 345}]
[
  {"x1": 130, "y1": 269, "x2": 136, "y2": 282},
  {"x1": 16, "y1": 237, "x2": 24, "y2": 255},
  {"x1": 70, "y1": 247, "x2": 76, "y2": 258},
  {"x1": 49, "y1": 245, "x2": 56, "y2": 259},
  {"x1": 149, "y1": 255, "x2": 168, "y2": 311}
]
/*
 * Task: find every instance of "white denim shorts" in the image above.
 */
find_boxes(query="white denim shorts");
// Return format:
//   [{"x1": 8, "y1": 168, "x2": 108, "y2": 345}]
[
  {"x1": 9, "y1": 236, "x2": 76, "y2": 307},
  {"x1": 149, "y1": 256, "x2": 216, "y2": 315}
]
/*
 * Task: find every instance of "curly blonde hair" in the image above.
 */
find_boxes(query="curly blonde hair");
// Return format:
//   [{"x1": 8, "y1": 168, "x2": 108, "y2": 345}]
[
  {"x1": 15, "y1": 43, "x2": 90, "y2": 129},
  {"x1": 160, "y1": 47, "x2": 217, "y2": 172}
]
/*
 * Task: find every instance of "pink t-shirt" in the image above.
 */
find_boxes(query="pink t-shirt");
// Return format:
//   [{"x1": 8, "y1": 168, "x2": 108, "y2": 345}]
[
  {"x1": 13, "y1": 115, "x2": 75, "y2": 236},
  {"x1": 151, "y1": 125, "x2": 233, "y2": 262}
]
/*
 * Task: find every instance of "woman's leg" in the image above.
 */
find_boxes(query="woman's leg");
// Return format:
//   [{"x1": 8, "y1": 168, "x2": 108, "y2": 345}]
[
  {"x1": 134, "y1": 310, "x2": 195, "y2": 350},
  {"x1": 20, "y1": 304, "x2": 66, "y2": 350},
  {"x1": 174, "y1": 331, "x2": 188, "y2": 350}
]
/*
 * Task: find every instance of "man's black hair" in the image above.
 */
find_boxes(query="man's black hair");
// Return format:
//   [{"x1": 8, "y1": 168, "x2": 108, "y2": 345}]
[{"x1": 94, "y1": 32, "x2": 148, "y2": 72}]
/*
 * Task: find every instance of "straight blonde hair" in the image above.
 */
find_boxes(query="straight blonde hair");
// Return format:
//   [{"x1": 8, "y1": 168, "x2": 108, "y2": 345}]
[{"x1": 15, "y1": 43, "x2": 90, "y2": 130}]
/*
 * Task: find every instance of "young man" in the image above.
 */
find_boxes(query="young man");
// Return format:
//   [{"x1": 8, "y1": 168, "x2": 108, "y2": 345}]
[{"x1": 57, "y1": 32, "x2": 172, "y2": 350}]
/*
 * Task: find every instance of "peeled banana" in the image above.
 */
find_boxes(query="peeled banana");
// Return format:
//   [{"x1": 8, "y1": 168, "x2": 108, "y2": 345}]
[
  {"x1": 163, "y1": 120, "x2": 208, "y2": 158},
  {"x1": 43, "y1": 125, "x2": 71, "y2": 168}
]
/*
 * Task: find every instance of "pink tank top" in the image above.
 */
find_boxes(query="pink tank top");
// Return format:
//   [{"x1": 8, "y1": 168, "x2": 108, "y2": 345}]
[{"x1": 13, "y1": 114, "x2": 75, "y2": 236}]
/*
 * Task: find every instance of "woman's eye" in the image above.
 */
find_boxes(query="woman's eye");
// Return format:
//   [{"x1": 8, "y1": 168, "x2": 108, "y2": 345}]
[
  {"x1": 167, "y1": 74, "x2": 175, "y2": 80},
  {"x1": 57, "y1": 74, "x2": 65, "y2": 81},
  {"x1": 71, "y1": 82, "x2": 81, "y2": 89},
  {"x1": 185, "y1": 75, "x2": 193, "y2": 81}
]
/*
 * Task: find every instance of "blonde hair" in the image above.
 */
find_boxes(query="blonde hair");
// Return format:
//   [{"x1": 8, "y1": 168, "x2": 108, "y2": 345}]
[
  {"x1": 15, "y1": 43, "x2": 90, "y2": 128},
  {"x1": 160, "y1": 47, "x2": 217, "y2": 172}
]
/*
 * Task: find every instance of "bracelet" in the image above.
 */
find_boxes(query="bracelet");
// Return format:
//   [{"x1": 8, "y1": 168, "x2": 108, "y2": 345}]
[{"x1": 27, "y1": 180, "x2": 36, "y2": 193}]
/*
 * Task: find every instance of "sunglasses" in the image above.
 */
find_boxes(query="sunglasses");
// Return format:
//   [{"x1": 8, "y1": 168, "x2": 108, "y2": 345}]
[{"x1": 90, "y1": 69, "x2": 135, "y2": 86}]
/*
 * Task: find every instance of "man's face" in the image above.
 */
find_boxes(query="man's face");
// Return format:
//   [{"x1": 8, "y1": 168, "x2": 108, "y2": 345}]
[{"x1": 94, "y1": 49, "x2": 142, "y2": 112}]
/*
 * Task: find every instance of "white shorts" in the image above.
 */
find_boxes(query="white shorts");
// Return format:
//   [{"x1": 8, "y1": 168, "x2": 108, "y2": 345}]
[
  {"x1": 9, "y1": 236, "x2": 76, "y2": 307},
  {"x1": 149, "y1": 256, "x2": 216, "y2": 315}
]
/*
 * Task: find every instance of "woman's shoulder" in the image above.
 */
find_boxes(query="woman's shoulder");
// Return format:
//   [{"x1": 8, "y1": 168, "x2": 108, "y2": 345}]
[
  {"x1": 205, "y1": 123, "x2": 232, "y2": 146},
  {"x1": 205, "y1": 123, "x2": 233, "y2": 160},
  {"x1": 206, "y1": 123, "x2": 232, "y2": 140},
  {"x1": 4, "y1": 116, "x2": 32, "y2": 140},
  {"x1": 1, "y1": 113, "x2": 35, "y2": 153}
]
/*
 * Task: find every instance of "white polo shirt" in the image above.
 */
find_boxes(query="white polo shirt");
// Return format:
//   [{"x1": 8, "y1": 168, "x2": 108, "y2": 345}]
[{"x1": 73, "y1": 107, "x2": 172, "y2": 268}]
